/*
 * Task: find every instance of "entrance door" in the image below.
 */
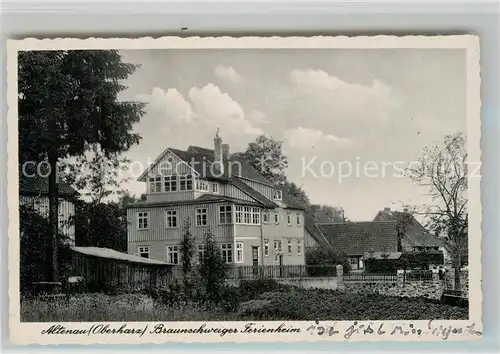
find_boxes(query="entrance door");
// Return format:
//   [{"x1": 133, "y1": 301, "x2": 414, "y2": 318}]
[{"x1": 251, "y1": 246, "x2": 259, "y2": 276}]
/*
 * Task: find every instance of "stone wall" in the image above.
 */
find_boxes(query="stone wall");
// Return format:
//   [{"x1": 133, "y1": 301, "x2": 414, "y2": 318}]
[
  {"x1": 342, "y1": 269, "x2": 445, "y2": 300},
  {"x1": 444, "y1": 268, "x2": 469, "y2": 298}
]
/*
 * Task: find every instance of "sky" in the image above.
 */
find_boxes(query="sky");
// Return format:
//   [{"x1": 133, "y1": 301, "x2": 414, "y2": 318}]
[{"x1": 116, "y1": 48, "x2": 466, "y2": 221}]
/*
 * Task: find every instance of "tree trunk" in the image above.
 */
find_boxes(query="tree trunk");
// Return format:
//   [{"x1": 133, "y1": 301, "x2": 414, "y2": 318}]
[
  {"x1": 48, "y1": 126, "x2": 59, "y2": 282},
  {"x1": 454, "y1": 249, "x2": 462, "y2": 291}
]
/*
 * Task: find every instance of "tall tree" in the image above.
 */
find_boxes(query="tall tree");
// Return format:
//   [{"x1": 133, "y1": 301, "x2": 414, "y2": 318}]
[
  {"x1": 237, "y1": 135, "x2": 311, "y2": 207},
  {"x1": 179, "y1": 219, "x2": 196, "y2": 296},
  {"x1": 237, "y1": 135, "x2": 288, "y2": 185},
  {"x1": 18, "y1": 50, "x2": 145, "y2": 281},
  {"x1": 406, "y1": 133, "x2": 468, "y2": 290}
]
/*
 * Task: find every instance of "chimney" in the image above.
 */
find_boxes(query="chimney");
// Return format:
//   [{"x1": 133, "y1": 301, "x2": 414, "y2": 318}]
[
  {"x1": 384, "y1": 207, "x2": 391, "y2": 212},
  {"x1": 222, "y1": 144, "x2": 230, "y2": 161},
  {"x1": 214, "y1": 128, "x2": 224, "y2": 174}
]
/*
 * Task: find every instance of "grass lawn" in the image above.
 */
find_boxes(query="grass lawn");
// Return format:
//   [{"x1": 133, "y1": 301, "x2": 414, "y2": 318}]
[{"x1": 21, "y1": 287, "x2": 468, "y2": 322}]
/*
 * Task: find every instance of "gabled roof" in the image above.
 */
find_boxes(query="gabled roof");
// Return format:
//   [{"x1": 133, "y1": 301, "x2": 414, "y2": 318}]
[
  {"x1": 304, "y1": 213, "x2": 331, "y2": 248},
  {"x1": 373, "y1": 209, "x2": 444, "y2": 248},
  {"x1": 230, "y1": 177, "x2": 277, "y2": 208},
  {"x1": 19, "y1": 175, "x2": 78, "y2": 197},
  {"x1": 138, "y1": 145, "x2": 274, "y2": 186},
  {"x1": 316, "y1": 221, "x2": 399, "y2": 256}
]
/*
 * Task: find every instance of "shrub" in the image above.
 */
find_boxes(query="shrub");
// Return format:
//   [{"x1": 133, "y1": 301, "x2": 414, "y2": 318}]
[
  {"x1": 239, "y1": 278, "x2": 281, "y2": 300},
  {"x1": 306, "y1": 248, "x2": 350, "y2": 274},
  {"x1": 198, "y1": 231, "x2": 232, "y2": 302},
  {"x1": 20, "y1": 205, "x2": 73, "y2": 294}
]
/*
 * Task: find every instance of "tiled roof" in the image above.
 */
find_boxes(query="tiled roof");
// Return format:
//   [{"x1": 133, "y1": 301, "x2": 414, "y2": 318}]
[
  {"x1": 316, "y1": 221, "x2": 399, "y2": 256},
  {"x1": 304, "y1": 213, "x2": 331, "y2": 248},
  {"x1": 19, "y1": 175, "x2": 78, "y2": 197},
  {"x1": 169, "y1": 146, "x2": 274, "y2": 186},
  {"x1": 373, "y1": 210, "x2": 444, "y2": 248},
  {"x1": 230, "y1": 177, "x2": 277, "y2": 208}
]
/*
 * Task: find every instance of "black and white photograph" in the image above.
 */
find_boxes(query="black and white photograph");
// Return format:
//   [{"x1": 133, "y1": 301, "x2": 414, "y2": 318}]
[{"x1": 8, "y1": 36, "x2": 481, "y2": 343}]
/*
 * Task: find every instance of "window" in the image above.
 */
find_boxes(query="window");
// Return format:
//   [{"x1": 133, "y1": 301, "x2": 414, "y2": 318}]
[
  {"x1": 262, "y1": 210, "x2": 270, "y2": 223},
  {"x1": 137, "y1": 212, "x2": 149, "y2": 230},
  {"x1": 297, "y1": 239, "x2": 302, "y2": 255},
  {"x1": 264, "y1": 239, "x2": 269, "y2": 257},
  {"x1": 219, "y1": 205, "x2": 232, "y2": 224},
  {"x1": 165, "y1": 210, "x2": 178, "y2": 228},
  {"x1": 252, "y1": 207, "x2": 260, "y2": 224},
  {"x1": 349, "y1": 257, "x2": 359, "y2": 270},
  {"x1": 137, "y1": 246, "x2": 150, "y2": 258},
  {"x1": 212, "y1": 183, "x2": 219, "y2": 194},
  {"x1": 274, "y1": 240, "x2": 282, "y2": 253},
  {"x1": 296, "y1": 213, "x2": 301, "y2": 226},
  {"x1": 163, "y1": 175, "x2": 177, "y2": 192},
  {"x1": 159, "y1": 160, "x2": 173, "y2": 175},
  {"x1": 221, "y1": 243, "x2": 233, "y2": 263},
  {"x1": 236, "y1": 242, "x2": 244, "y2": 263},
  {"x1": 234, "y1": 206, "x2": 261, "y2": 225},
  {"x1": 273, "y1": 189, "x2": 282, "y2": 201},
  {"x1": 287, "y1": 240, "x2": 292, "y2": 255},
  {"x1": 274, "y1": 211, "x2": 280, "y2": 224},
  {"x1": 148, "y1": 176, "x2": 163, "y2": 193},
  {"x1": 179, "y1": 174, "x2": 193, "y2": 191},
  {"x1": 244, "y1": 206, "x2": 251, "y2": 224},
  {"x1": 235, "y1": 206, "x2": 243, "y2": 224},
  {"x1": 287, "y1": 212, "x2": 292, "y2": 226},
  {"x1": 167, "y1": 245, "x2": 179, "y2": 264},
  {"x1": 195, "y1": 208, "x2": 208, "y2": 226},
  {"x1": 197, "y1": 244, "x2": 205, "y2": 263},
  {"x1": 196, "y1": 178, "x2": 210, "y2": 192}
]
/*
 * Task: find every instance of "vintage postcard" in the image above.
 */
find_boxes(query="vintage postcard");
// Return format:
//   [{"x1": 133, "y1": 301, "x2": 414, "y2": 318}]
[{"x1": 7, "y1": 35, "x2": 481, "y2": 345}]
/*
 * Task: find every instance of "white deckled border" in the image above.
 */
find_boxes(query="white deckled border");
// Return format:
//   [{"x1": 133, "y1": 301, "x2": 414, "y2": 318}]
[{"x1": 7, "y1": 35, "x2": 482, "y2": 345}]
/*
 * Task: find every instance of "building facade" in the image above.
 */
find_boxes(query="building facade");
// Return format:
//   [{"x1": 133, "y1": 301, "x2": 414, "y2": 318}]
[
  {"x1": 19, "y1": 171, "x2": 78, "y2": 244},
  {"x1": 127, "y1": 132, "x2": 306, "y2": 267}
]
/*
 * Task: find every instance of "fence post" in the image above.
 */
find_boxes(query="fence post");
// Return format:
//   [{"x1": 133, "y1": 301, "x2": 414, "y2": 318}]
[
  {"x1": 397, "y1": 269, "x2": 405, "y2": 286},
  {"x1": 336, "y1": 264, "x2": 344, "y2": 290}
]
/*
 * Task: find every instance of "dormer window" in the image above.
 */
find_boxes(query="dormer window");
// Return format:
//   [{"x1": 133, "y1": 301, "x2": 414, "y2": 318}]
[
  {"x1": 273, "y1": 189, "x2": 283, "y2": 201},
  {"x1": 195, "y1": 178, "x2": 210, "y2": 192},
  {"x1": 212, "y1": 182, "x2": 219, "y2": 194}
]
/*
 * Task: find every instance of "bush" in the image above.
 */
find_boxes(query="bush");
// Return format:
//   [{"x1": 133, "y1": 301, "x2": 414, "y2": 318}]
[
  {"x1": 306, "y1": 248, "x2": 350, "y2": 274},
  {"x1": 239, "y1": 278, "x2": 281, "y2": 300},
  {"x1": 20, "y1": 205, "x2": 73, "y2": 294}
]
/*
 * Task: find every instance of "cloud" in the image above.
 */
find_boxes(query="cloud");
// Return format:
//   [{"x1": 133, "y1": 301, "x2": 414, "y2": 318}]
[
  {"x1": 214, "y1": 65, "x2": 246, "y2": 83},
  {"x1": 249, "y1": 109, "x2": 270, "y2": 125},
  {"x1": 138, "y1": 87, "x2": 194, "y2": 123},
  {"x1": 270, "y1": 69, "x2": 401, "y2": 140},
  {"x1": 136, "y1": 83, "x2": 262, "y2": 150},
  {"x1": 284, "y1": 127, "x2": 355, "y2": 150}
]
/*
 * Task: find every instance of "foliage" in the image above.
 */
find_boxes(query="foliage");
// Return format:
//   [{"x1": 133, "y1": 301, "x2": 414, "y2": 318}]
[
  {"x1": 73, "y1": 200, "x2": 127, "y2": 251},
  {"x1": 236, "y1": 135, "x2": 311, "y2": 207},
  {"x1": 236, "y1": 135, "x2": 288, "y2": 185},
  {"x1": 179, "y1": 219, "x2": 196, "y2": 296},
  {"x1": 306, "y1": 248, "x2": 350, "y2": 274},
  {"x1": 19, "y1": 205, "x2": 73, "y2": 293},
  {"x1": 364, "y1": 251, "x2": 445, "y2": 273},
  {"x1": 236, "y1": 289, "x2": 468, "y2": 321},
  {"x1": 18, "y1": 50, "x2": 145, "y2": 280},
  {"x1": 406, "y1": 133, "x2": 468, "y2": 290},
  {"x1": 198, "y1": 231, "x2": 232, "y2": 302},
  {"x1": 59, "y1": 145, "x2": 131, "y2": 204},
  {"x1": 283, "y1": 181, "x2": 311, "y2": 206}
]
